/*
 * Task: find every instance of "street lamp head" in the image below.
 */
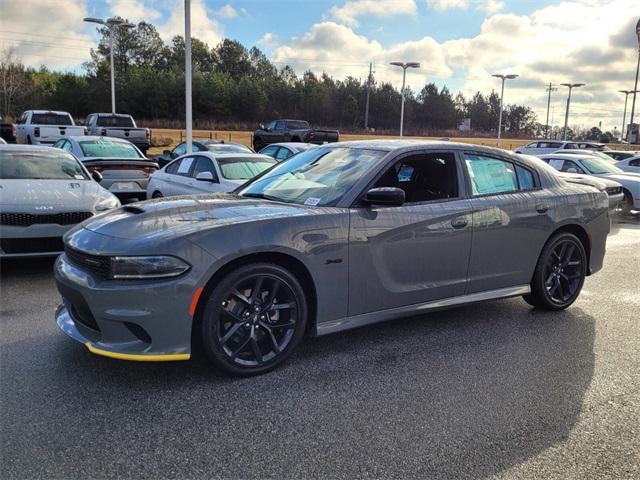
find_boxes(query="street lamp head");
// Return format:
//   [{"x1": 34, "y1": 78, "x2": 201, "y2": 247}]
[
  {"x1": 406, "y1": 62, "x2": 420, "y2": 68},
  {"x1": 389, "y1": 61, "x2": 404, "y2": 67},
  {"x1": 492, "y1": 73, "x2": 518, "y2": 80},
  {"x1": 107, "y1": 17, "x2": 135, "y2": 28},
  {"x1": 505, "y1": 74, "x2": 519, "y2": 79},
  {"x1": 83, "y1": 17, "x2": 107, "y2": 25},
  {"x1": 390, "y1": 61, "x2": 420, "y2": 69},
  {"x1": 561, "y1": 83, "x2": 585, "y2": 88}
]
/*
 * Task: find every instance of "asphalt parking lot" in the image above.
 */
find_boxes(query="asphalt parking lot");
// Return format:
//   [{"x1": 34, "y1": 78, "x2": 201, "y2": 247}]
[{"x1": 1, "y1": 215, "x2": 638, "y2": 480}]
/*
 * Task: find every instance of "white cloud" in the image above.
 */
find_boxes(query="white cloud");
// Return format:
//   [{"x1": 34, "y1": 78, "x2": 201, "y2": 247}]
[
  {"x1": 157, "y1": 0, "x2": 224, "y2": 47},
  {"x1": 0, "y1": 0, "x2": 93, "y2": 69},
  {"x1": 426, "y1": 0, "x2": 468, "y2": 11},
  {"x1": 426, "y1": 0, "x2": 504, "y2": 13},
  {"x1": 107, "y1": 0, "x2": 162, "y2": 22},
  {"x1": 272, "y1": 22, "x2": 451, "y2": 87},
  {"x1": 330, "y1": 0, "x2": 417, "y2": 27},
  {"x1": 214, "y1": 4, "x2": 238, "y2": 19},
  {"x1": 478, "y1": 0, "x2": 505, "y2": 14},
  {"x1": 259, "y1": 33, "x2": 280, "y2": 50}
]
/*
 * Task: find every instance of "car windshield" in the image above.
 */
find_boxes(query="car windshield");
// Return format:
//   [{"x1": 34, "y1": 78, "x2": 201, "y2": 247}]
[
  {"x1": 238, "y1": 147, "x2": 386, "y2": 206},
  {"x1": 206, "y1": 144, "x2": 252, "y2": 153},
  {"x1": 0, "y1": 151, "x2": 88, "y2": 179},
  {"x1": 79, "y1": 140, "x2": 142, "y2": 158},
  {"x1": 580, "y1": 157, "x2": 624, "y2": 175},
  {"x1": 218, "y1": 157, "x2": 276, "y2": 180},
  {"x1": 96, "y1": 116, "x2": 134, "y2": 127}
]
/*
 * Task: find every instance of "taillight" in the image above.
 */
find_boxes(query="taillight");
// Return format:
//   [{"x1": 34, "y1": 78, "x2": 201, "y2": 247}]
[
  {"x1": 34, "y1": 127, "x2": 40, "y2": 137},
  {"x1": 142, "y1": 166, "x2": 157, "y2": 175},
  {"x1": 11, "y1": 125, "x2": 16, "y2": 136},
  {"x1": 145, "y1": 128, "x2": 150, "y2": 140}
]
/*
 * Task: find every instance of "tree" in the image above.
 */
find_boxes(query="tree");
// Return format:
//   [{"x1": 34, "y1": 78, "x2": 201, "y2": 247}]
[{"x1": 0, "y1": 48, "x2": 30, "y2": 117}]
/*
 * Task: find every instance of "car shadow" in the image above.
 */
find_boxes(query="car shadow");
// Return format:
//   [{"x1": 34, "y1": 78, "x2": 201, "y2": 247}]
[{"x1": 2, "y1": 297, "x2": 595, "y2": 479}]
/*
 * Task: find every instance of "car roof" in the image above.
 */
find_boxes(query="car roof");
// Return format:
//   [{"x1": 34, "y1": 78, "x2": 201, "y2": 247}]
[
  {"x1": 0, "y1": 144, "x2": 58, "y2": 153},
  {"x1": 202, "y1": 153, "x2": 273, "y2": 160},
  {"x1": 266, "y1": 142, "x2": 316, "y2": 149},
  {"x1": 25, "y1": 110, "x2": 70, "y2": 115},
  {"x1": 93, "y1": 113, "x2": 132, "y2": 117},
  {"x1": 539, "y1": 153, "x2": 596, "y2": 160},
  {"x1": 66, "y1": 135, "x2": 133, "y2": 143}
]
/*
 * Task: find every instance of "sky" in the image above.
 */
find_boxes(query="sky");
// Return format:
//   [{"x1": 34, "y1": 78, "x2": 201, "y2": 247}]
[{"x1": 1, "y1": 0, "x2": 639, "y2": 131}]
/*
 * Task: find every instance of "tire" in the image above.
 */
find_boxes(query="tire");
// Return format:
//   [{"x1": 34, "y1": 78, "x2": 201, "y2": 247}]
[
  {"x1": 291, "y1": 137, "x2": 300, "y2": 142},
  {"x1": 198, "y1": 263, "x2": 308, "y2": 376},
  {"x1": 27, "y1": 135, "x2": 32, "y2": 145},
  {"x1": 523, "y1": 232, "x2": 587, "y2": 310},
  {"x1": 253, "y1": 137, "x2": 264, "y2": 151},
  {"x1": 151, "y1": 191, "x2": 163, "y2": 199},
  {"x1": 620, "y1": 189, "x2": 633, "y2": 215}
]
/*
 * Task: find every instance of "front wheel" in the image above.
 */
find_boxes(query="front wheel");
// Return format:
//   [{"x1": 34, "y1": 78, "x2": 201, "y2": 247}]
[
  {"x1": 523, "y1": 232, "x2": 586, "y2": 310},
  {"x1": 151, "y1": 191, "x2": 163, "y2": 199},
  {"x1": 620, "y1": 190, "x2": 633, "y2": 215},
  {"x1": 198, "y1": 263, "x2": 308, "y2": 376}
]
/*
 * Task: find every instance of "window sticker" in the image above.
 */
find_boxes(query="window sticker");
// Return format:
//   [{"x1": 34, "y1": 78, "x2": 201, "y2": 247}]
[
  {"x1": 304, "y1": 197, "x2": 321, "y2": 206},
  {"x1": 178, "y1": 158, "x2": 194, "y2": 173}
]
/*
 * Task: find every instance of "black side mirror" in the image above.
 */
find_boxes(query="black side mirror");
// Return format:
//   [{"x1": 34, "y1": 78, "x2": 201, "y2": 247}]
[
  {"x1": 163, "y1": 149, "x2": 171, "y2": 156},
  {"x1": 259, "y1": 124, "x2": 265, "y2": 130},
  {"x1": 363, "y1": 187, "x2": 405, "y2": 206},
  {"x1": 91, "y1": 170, "x2": 103, "y2": 183}
]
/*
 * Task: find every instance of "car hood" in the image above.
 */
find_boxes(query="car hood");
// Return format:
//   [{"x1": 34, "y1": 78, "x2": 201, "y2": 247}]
[
  {"x1": 81, "y1": 193, "x2": 319, "y2": 241},
  {"x1": 595, "y1": 172, "x2": 640, "y2": 183},
  {"x1": 0, "y1": 179, "x2": 104, "y2": 208}
]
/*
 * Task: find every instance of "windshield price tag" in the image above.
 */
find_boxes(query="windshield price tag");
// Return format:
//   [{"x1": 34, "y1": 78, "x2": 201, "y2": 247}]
[{"x1": 304, "y1": 197, "x2": 321, "y2": 206}]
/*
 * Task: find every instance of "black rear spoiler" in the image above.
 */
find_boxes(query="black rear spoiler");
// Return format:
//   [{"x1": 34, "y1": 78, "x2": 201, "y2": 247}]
[{"x1": 81, "y1": 158, "x2": 159, "y2": 169}]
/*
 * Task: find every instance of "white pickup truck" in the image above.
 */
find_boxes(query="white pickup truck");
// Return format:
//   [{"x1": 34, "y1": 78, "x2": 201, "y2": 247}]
[
  {"x1": 15, "y1": 110, "x2": 85, "y2": 145},
  {"x1": 85, "y1": 113, "x2": 150, "y2": 155}
]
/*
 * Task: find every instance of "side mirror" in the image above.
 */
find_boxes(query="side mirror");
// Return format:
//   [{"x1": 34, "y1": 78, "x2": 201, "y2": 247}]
[
  {"x1": 163, "y1": 149, "x2": 171, "y2": 155},
  {"x1": 566, "y1": 167, "x2": 579, "y2": 173},
  {"x1": 91, "y1": 170, "x2": 103, "y2": 183},
  {"x1": 363, "y1": 187, "x2": 405, "y2": 207},
  {"x1": 195, "y1": 171, "x2": 217, "y2": 182},
  {"x1": 259, "y1": 124, "x2": 265, "y2": 130}
]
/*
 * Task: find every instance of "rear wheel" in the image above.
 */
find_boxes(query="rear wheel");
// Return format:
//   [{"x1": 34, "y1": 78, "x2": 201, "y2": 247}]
[
  {"x1": 620, "y1": 189, "x2": 633, "y2": 215},
  {"x1": 198, "y1": 263, "x2": 307, "y2": 376},
  {"x1": 523, "y1": 232, "x2": 586, "y2": 310},
  {"x1": 151, "y1": 191, "x2": 163, "y2": 198}
]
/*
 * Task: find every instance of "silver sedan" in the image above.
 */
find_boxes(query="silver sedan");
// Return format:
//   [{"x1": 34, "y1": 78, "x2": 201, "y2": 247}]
[{"x1": 54, "y1": 140, "x2": 609, "y2": 375}]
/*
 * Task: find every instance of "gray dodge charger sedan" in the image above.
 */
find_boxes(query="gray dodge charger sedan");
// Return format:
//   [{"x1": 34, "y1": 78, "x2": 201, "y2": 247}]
[{"x1": 54, "y1": 140, "x2": 610, "y2": 375}]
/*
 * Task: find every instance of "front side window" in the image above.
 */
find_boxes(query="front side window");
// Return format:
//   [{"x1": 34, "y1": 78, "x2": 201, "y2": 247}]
[
  {"x1": 217, "y1": 156, "x2": 276, "y2": 180},
  {"x1": 260, "y1": 145, "x2": 278, "y2": 157},
  {"x1": 191, "y1": 156, "x2": 217, "y2": 180},
  {"x1": 173, "y1": 143, "x2": 187, "y2": 156},
  {"x1": 561, "y1": 160, "x2": 585, "y2": 174},
  {"x1": 275, "y1": 148, "x2": 291, "y2": 161},
  {"x1": 78, "y1": 140, "x2": 142, "y2": 159},
  {"x1": 580, "y1": 157, "x2": 623, "y2": 175},
  {"x1": 274, "y1": 121, "x2": 286, "y2": 130},
  {"x1": 265, "y1": 121, "x2": 276, "y2": 131},
  {"x1": 0, "y1": 151, "x2": 87, "y2": 180},
  {"x1": 375, "y1": 153, "x2": 458, "y2": 203},
  {"x1": 465, "y1": 154, "x2": 518, "y2": 195},
  {"x1": 239, "y1": 147, "x2": 386, "y2": 206}
]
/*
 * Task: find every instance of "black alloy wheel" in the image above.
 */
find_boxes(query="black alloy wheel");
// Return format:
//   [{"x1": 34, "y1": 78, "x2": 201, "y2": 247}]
[
  {"x1": 199, "y1": 263, "x2": 307, "y2": 375},
  {"x1": 152, "y1": 191, "x2": 163, "y2": 198},
  {"x1": 524, "y1": 232, "x2": 586, "y2": 310}
]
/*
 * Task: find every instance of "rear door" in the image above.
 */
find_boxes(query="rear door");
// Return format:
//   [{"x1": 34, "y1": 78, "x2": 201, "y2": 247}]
[
  {"x1": 161, "y1": 157, "x2": 196, "y2": 196},
  {"x1": 463, "y1": 152, "x2": 554, "y2": 293},
  {"x1": 348, "y1": 150, "x2": 474, "y2": 315}
]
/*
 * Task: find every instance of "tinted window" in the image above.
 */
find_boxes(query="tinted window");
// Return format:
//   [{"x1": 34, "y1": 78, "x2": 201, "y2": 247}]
[
  {"x1": 265, "y1": 121, "x2": 276, "y2": 131},
  {"x1": 165, "y1": 159, "x2": 181, "y2": 174},
  {"x1": 629, "y1": 158, "x2": 640, "y2": 167},
  {"x1": 464, "y1": 154, "x2": 518, "y2": 195},
  {"x1": 96, "y1": 116, "x2": 135, "y2": 127},
  {"x1": 31, "y1": 113, "x2": 73, "y2": 126},
  {"x1": 516, "y1": 165, "x2": 535, "y2": 189},
  {"x1": 375, "y1": 153, "x2": 458, "y2": 203},
  {"x1": 0, "y1": 151, "x2": 87, "y2": 180},
  {"x1": 274, "y1": 121, "x2": 286, "y2": 130},
  {"x1": 218, "y1": 156, "x2": 276, "y2": 180},
  {"x1": 561, "y1": 160, "x2": 585, "y2": 174},
  {"x1": 286, "y1": 120, "x2": 310, "y2": 129},
  {"x1": 79, "y1": 140, "x2": 142, "y2": 158},
  {"x1": 191, "y1": 156, "x2": 217, "y2": 180}
]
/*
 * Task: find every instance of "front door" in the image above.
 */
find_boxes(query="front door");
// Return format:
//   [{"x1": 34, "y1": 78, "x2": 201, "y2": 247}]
[
  {"x1": 348, "y1": 151, "x2": 473, "y2": 316},
  {"x1": 462, "y1": 152, "x2": 554, "y2": 293}
]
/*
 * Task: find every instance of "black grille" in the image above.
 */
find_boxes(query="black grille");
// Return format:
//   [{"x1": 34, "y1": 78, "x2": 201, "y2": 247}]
[
  {"x1": 65, "y1": 247, "x2": 111, "y2": 278},
  {"x1": 606, "y1": 187, "x2": 622, "y2": 195},
  {"x1": 1, "y1": 211, "x2": 93, "y2": 227},
  {"x1": 1, "y1": 237, "x2": 63, "y2": 254}
]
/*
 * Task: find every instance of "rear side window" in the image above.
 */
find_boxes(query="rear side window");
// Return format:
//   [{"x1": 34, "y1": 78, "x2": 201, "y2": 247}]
[
  {"x1": 515, "y1": 165, "x2": 535, "y2": 190},
  {"x1": 464, "y1": 154, "x2": 518, "y2": 195},
  {"x1": 31, "y1": 113, "x2": 73, "y2": 126},
  {"x1": 166, "y1": 158, "x2": 194, "y2": 176},
  {"x1": 96, "y1": 116, "x2": 135, "y2": 127}
]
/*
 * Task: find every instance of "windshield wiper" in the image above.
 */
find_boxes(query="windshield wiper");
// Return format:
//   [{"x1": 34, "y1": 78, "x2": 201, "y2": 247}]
[{"x1": 241, "y1": 192, "x2": 291, "y2": 203}]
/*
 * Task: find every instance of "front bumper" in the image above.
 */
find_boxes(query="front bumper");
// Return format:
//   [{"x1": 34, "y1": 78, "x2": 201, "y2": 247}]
[
  {"x1": 54, "y1": 252, "x2": 199, "y2": 360},
  {"x1": 0, "y1": 223, "x2": 76, "y2": 257}
]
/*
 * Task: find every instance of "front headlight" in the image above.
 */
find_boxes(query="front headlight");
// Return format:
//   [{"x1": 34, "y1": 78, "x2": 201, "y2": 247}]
[
  {"x1": 110, "y1": 256, "x2": 191, "y2": 279},
  {"x1": 95, "y1": 195, "x2": 121, "y2": 211}
]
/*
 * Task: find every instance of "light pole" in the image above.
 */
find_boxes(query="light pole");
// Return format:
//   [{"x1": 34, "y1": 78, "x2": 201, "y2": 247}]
[
  {"x1": 185, "y1": 0, "x2": 193, "y2": 153},
  {"x1": 492, "y1": 73, "x2": 518, "y2": 147},
  {"x1": 619, "y1": 90, "x2": 639, "y2": 141},
  {"x1": 628, "y1": 18, "x2": 640, "y2": 142},
  {"x1": 545, "y1": 82, "x2": 557, "y2": 139},
  {"x1": 84, "y1": 17, "x2": 134, "y2": 114},
  {"x1": 389, "y1": 61, "x2": 420, "y2": 137},
  {"x1": 560, "y1": 83, "x2": 585, "y2": 141}
]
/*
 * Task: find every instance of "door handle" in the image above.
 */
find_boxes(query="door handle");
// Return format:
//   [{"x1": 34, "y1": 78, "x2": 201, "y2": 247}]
[
  {"x1": 536, "y1": 204, "x2": 549, "y2": 214},
  {"x1": 451, "y1": 217, "x2": 468, "y2": 229}
]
